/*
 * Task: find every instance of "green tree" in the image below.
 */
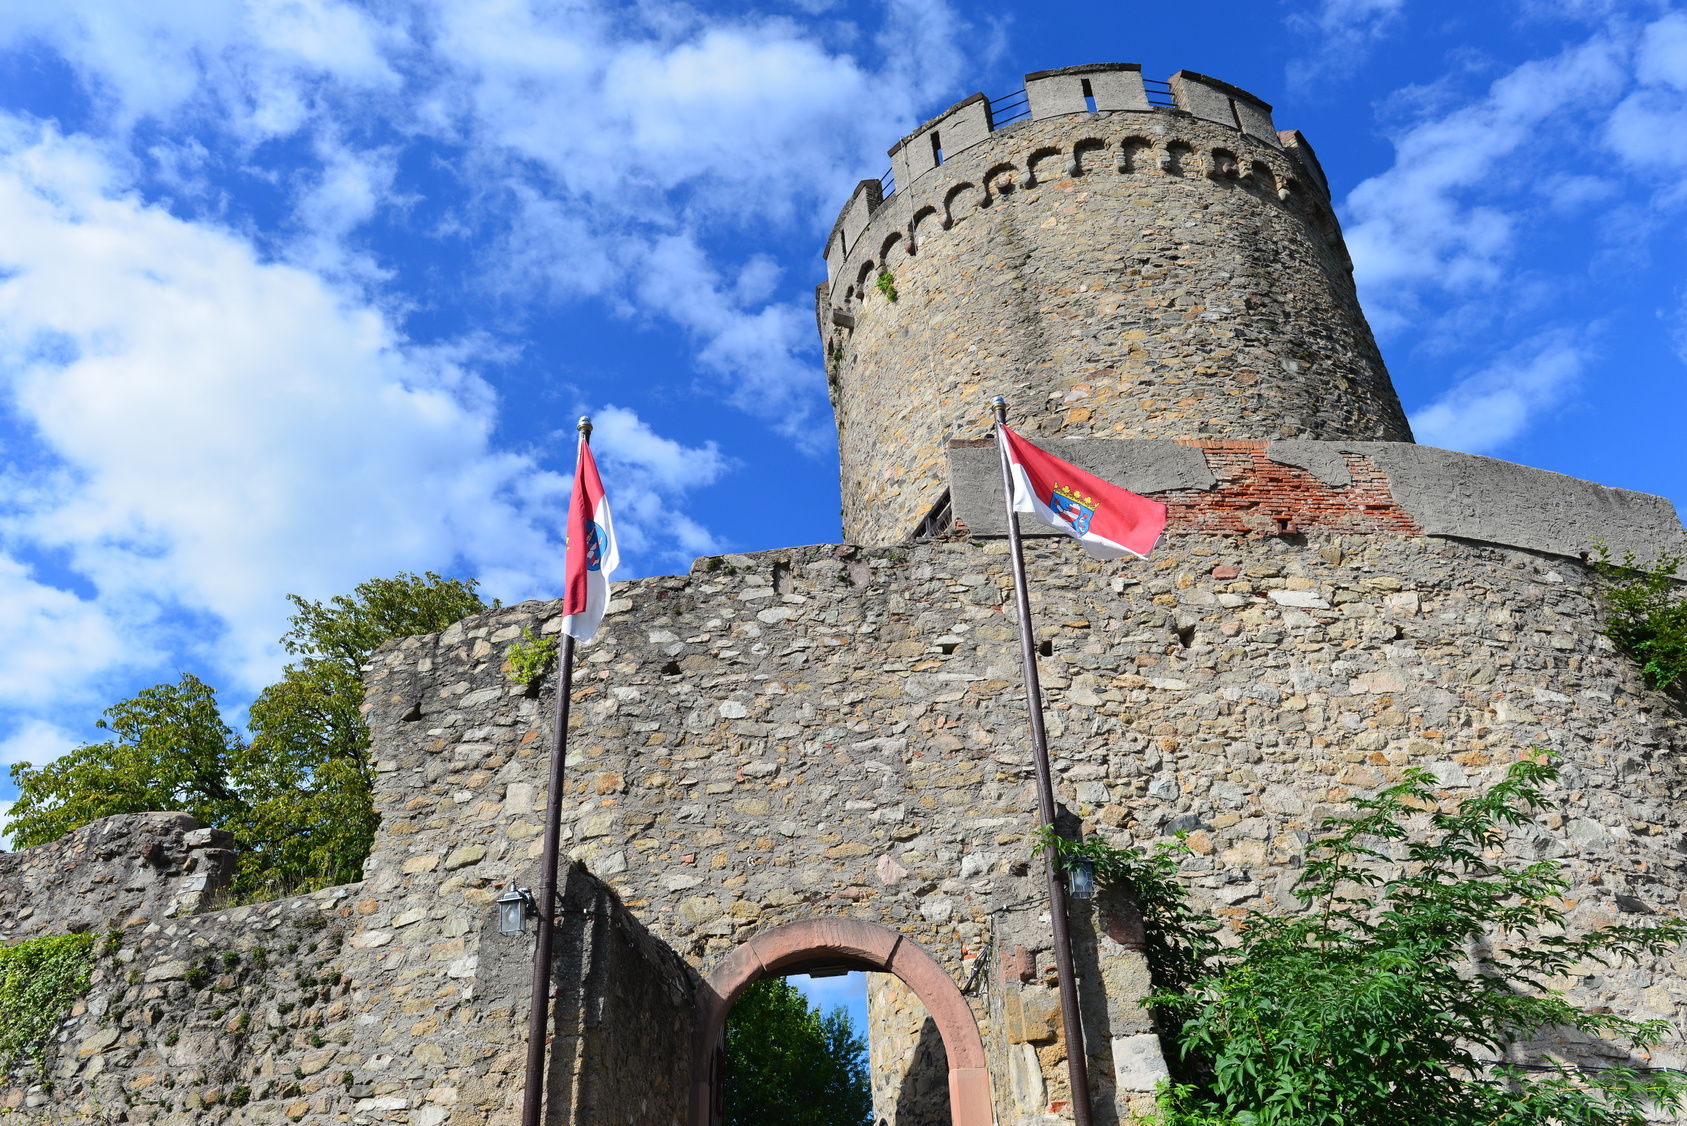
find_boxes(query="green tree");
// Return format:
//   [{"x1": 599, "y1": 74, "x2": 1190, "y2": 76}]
[
  {"x1": 5, "y1": 674, "x2": 246, "y2": 849},
  {"x1": 724, "y1": 977, "x2": 873, "y2": 1126},
  {"x1": 7, "y1": 571, "x2": 491, "y2": 897},
  {"x1": 1047, "y1": 756, "x2": 1687, "y2": 1126}
]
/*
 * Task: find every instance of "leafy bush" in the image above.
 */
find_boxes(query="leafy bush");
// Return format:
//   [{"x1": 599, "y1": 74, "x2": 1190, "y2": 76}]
[
  {"x1": 503, "y1": 627, "x2": 559, "y2": 686},
  {"x1": 0, "y1": 933, "x2": 95, "y2": 1074},
  {"x1": 875, "y1": 270, "x2": 898, "y2": 302},
  {"x1": 1595, "y1": 546, "x2": 1687, "y2": 692},
  {"x1": 1046, "y1": 756, "x2": 1687, "y2": 1126}
]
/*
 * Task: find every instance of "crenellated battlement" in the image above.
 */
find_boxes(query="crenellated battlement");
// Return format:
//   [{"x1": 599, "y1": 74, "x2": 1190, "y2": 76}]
[{"x1": 822, "y1": 65, "x2": 1328, "y2": 297}]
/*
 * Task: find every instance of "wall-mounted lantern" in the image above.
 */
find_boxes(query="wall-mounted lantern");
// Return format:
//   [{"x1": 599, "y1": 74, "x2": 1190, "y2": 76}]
[
  {"x1": 1067, "y1": 858, "x2": 1096, "y2": 901},
  {"x1": 497, "y1": 887, "x2": 537, "y2": 936}
]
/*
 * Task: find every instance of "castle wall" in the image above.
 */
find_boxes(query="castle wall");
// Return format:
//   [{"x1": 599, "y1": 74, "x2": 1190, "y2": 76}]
[
  {"x1": 867, "y1": 971, "x2": 950, "y2": 1124},
  {"x1": 3, "y1": 855, "x2": 693, "y2": 1125},
  {"x1": 0, "y1": 812, "x2": 236, "y2": 942},
  {"x1": 8, "y1": 445, "x2": 1687, "y2": 1126},
  {"x1": 821, "y1": 70, "x2": 1412, "y2": 545}
]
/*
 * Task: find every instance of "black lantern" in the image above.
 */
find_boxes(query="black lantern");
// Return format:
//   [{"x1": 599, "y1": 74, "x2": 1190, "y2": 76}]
[{"x1": 497, "y1": 887, "x2": 536, "y2": 936}]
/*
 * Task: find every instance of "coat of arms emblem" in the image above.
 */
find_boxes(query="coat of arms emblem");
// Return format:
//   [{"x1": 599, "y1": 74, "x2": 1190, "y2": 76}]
[{"x1": 1049, "y1": 484, "x2": 1095, "y2": 536}]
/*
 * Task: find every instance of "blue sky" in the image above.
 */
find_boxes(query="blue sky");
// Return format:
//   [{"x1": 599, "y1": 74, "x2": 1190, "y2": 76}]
[{"x1": 0, "y1": 0, "x2": 1684, "y2": 821}]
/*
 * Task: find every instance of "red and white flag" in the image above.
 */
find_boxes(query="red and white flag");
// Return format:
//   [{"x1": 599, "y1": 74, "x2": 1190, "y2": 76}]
[
  {"x1": 1000, "y1": 424, "x2": 1167, "y2": 560},
  {"x1": 561, "y1": 436, "x2": 620, "y2": 642}
]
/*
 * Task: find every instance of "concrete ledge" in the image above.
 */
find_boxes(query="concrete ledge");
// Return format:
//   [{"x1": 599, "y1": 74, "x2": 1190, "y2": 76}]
[{"x1": 948, "y1": 438, "x2": 1686, "y2": 568}]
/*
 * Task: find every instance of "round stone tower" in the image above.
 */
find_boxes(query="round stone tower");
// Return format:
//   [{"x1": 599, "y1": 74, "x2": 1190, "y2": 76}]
[{"x1": 818, "y1": 64, "x2": 1413, "y2": 545}]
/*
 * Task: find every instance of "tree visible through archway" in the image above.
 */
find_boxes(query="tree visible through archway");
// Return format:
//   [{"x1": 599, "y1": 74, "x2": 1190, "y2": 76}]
[{"x1": 723, "y1": 977, "x2": 871, "y2": 1126}]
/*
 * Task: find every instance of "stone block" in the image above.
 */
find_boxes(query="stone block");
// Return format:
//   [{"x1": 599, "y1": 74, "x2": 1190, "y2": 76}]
[{"x1": 1112, "y1": 1033, "x2": 1170, "y2": 1092}]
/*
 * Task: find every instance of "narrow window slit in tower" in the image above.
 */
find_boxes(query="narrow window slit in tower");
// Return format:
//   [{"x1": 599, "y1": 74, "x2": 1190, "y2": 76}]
[
  {"x1": 931, "y1": 131, "x2": 943, "y2": 166},
  {"x1": 1081, "y1": 78, "x2": 1096, "y2": 114}
]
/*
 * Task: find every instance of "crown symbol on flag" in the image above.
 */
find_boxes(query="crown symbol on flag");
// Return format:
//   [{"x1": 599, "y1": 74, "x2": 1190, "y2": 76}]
[{"x1": 1052, "y1": 483, "x2": 1096, "y2": 508}]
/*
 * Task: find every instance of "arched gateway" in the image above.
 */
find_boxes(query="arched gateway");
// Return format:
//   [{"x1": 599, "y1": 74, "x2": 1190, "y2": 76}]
[{"x1": 690, "y1": 918, "x2": 993, "y2": 1126}]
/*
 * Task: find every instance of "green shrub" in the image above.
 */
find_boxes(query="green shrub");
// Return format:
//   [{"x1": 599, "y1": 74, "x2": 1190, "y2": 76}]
[
  {"x1": 875, "y1": 270, "x2": 898, "y2": 302},
  {"x1": 503, "y1": 627, "x2": 559, "y2": 686},
  {"x1": 1045, "y1": 755, "x2": 1687, "y2": 1125},
  {"x1": 1595, "y1": 546, "x2": 1687, "y2": 692},
  {"x1": 0, "y1": 933, "x2": 95, "y2": 1074}
]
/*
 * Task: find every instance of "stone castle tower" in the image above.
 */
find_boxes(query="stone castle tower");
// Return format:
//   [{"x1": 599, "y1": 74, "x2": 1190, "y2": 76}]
[
  {"x1": 5, "y1": 62, "x2": 1686, "y2": 1126},
  {"x1": 818, "y1": 64, "x2": 1412, "y2": 544}
]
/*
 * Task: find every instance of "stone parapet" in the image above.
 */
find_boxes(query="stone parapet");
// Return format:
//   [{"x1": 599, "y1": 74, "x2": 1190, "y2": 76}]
[
  {"x1": 6, "y1": 524, "x2": 1687, "y2": 1124},
  {"x1": 0, "y1": 813, "x2": 236, "y2": 942},
  {"x1": 948, "y1": 438, "x2": 1687, "y2": 567}
]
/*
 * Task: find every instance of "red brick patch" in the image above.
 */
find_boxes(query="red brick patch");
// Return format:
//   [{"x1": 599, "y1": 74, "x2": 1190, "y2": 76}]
[{"x1": 1165, "y1": 441, "x2": 1421, "y2": 537}]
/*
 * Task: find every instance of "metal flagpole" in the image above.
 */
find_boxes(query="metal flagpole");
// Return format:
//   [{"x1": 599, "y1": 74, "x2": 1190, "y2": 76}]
[
  {"x1": 520, "y1": 415, "x2": 591, "y2": 1126},
  {"x1": 992, "y1": 395, "x2": 1094, "y2": 1126}
]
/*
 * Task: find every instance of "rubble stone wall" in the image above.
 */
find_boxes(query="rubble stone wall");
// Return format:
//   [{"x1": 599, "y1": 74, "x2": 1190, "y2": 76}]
[
  {"x1": 7, "y1": 488, "x2": 1686, "y2": 1126},
  {"x1": 867, "y1": 971, "x2": 950, "y2": 1124},
  {"x1": 0, "y1": 812, "x2": 236, "y2": 943},
  {"x1": 2, "y1": 859, "x2": 693, "y2": 1126}
]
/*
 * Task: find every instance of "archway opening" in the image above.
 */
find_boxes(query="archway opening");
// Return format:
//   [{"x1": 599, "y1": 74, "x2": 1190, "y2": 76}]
[
  {"x1": 691, "y1": 919, "x2": 993, "y2": 1126},
  {"x1": 721, "y1": 969, "x2": 872, "y2": 1126}
]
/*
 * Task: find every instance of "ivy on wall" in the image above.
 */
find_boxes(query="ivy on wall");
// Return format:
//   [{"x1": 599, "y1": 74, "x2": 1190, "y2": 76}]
[
  {"x1": 1595, "y1": 546, "x2": 1687, "y2": 693},
  {"x1": 0, "y1": 932, "x2": 97, "y2": 1076}
]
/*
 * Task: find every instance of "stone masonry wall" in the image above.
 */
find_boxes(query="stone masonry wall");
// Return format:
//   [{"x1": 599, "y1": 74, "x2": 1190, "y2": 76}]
[
  {"x1": 867, "y1": 970, "x2": 950, "y2": 1124},
  {"x1": 3, "y1": 858, "x2": 692, "y2": 1126},
  {"x1": 361, "y1": 521, "x2": 1687, "y2": 1122},
  {"x1": 8, "y1": 512, "x2": 1687, "y2": 1125},
  {"x1": 0, "y1": 812, "x2": 236, "y2": 943},
  {"x1": 822, "y1": 78, "x2": 1411, "y2": 544}
]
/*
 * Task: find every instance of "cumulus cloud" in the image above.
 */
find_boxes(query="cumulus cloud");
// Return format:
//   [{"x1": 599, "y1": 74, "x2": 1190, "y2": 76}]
[
  {"x1": 425, "y1": 0, "x2": 968, "y2": 438},
  {"x1": 1606, "y1": 12, "x2": 1687, "y2": 176},
  {"x1": 1409, "y1": 330, "x2": 1587, "y2": 454},
  {"x1": 0, "y1": 119, "x2": 717, "y2": 713},
  {"x1": 0, "y1": 719, "x2": 79, "y2": 769},
  {"x1": 1344, "y1": 34, "x2": 1628, "y2": 334},
  {"x1": 591, "y1": 405, "x2": 729, "y2": 560}
]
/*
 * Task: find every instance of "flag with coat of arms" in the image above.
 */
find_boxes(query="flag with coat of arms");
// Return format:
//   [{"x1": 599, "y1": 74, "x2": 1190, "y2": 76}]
[
  {"x1": 999, "y1": 424, "x2": 1167, "y2": 560},
  {"x1": 561, "y1": 435, "x2": 620, "y2": 641}
]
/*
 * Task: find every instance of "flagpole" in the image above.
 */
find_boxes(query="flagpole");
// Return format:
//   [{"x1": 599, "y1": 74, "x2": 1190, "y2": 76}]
[
  {"x1": 992, "y1": 396, "x2": 1094, "y2": 1126},
  {"x1": 520, "y1": 415, "x2": 591, "y2": 1126}
]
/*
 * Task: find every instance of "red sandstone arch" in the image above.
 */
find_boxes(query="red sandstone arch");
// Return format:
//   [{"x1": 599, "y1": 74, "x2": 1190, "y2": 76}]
[{"x1": 690, "y1": 918, "x2": 993, "y2": 1126}]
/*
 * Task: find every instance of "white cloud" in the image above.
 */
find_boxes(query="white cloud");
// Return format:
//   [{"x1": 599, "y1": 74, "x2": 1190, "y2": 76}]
[
  {"x1": 0, "y1": 0, "x2": 975, "y2": 446},
  {"x1": 1345, "y1": 34, "x2": 1628, "y2": 333},
  {"x1": 590, "y1": 405, "x2": 730, "y2": 560},
  {"x1": 0, "y1": 719, "x2": 79, "y2": 769},
  {"x1": 1409, "y1": 330, "x2": 1586, "y2": 453},
  {"x1": 0, "y1": 0, "x2": 401, "y2": 136},
  {"x1": 0, "y1": 118, "x2": 713, "y2": 715},
  {"x1": 1287, "y1": 0, "x2": 1407, "y2": 85},
  {"x1": 1606, "y1": 12, "x2": 1687, "y2": 175},
  {"x1": 421, "y1": 0, "x2": 967, "y2": 439}
]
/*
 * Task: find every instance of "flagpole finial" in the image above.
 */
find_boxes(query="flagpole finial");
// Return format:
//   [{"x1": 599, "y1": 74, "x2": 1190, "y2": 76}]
[
  {"x1": 577, "y1": 416, "x2": 593, "y2": 443},
  {"x1": 991, "y1": 395, "x2": 1008, "y2": 425}
]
